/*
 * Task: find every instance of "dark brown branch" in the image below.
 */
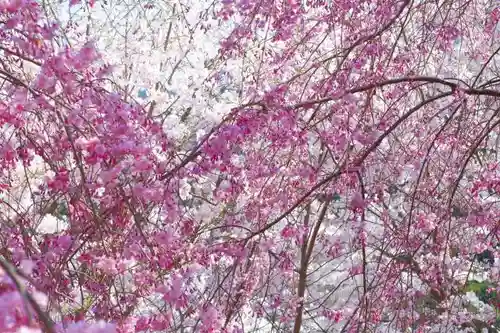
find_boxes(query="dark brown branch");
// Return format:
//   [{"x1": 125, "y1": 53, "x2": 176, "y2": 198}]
[
  {"x1": 292, "y1": 76, "x2": 500, "y2": 110},
  {"x1": 0, "y1": 256, "x2": 55, "y2": 333}
]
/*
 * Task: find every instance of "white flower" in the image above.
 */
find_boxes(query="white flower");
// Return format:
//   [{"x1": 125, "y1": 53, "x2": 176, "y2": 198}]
[
  {"x1": 179, "y1": 179, "x2": 192, "y2": 201},
  {"x1": 17, "y1": 327, "x2": 42, "y2": 333},
  {"x1": 20, "y1": 259, "x2": 34, "y2": 275},
  {"x1": 37, "y1": 214, "x2": 68, "y2": 234},
  {"x1": 230, "y1": 154, "x2": 245, "y2": 168}
]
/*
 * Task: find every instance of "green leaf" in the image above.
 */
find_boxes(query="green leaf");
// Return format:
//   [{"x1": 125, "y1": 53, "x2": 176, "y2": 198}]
[
  {"x1": 465, "y1": 280, "x2": 490, "y2": 293},
  {"x1": 465, "y1": 280, "x2": 499, "y2": 307},
  {"x1": 55, "y1": 201, "x2": 68, "y2": 217}
]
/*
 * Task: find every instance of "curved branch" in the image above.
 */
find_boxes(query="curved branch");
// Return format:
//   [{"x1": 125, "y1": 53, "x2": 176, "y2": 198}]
[
  {"x1": 292, "y1": 76, "x2": 500, "y2": 110},
  {"x1": 248, "y1": 91, "x2": 453, "y2": 238}
]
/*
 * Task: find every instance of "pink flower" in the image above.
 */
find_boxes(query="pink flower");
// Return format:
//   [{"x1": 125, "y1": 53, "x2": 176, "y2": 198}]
[
  {"x1": 2, "y1": 0, "x2": 24, "y2": 12},
  {"x1": 280, "y1": 225, "x2": 297, "y2": 238},
  {"x1": 200, "y1": 305, "x2": 220, "y2": 332},
  {"x1": 97, "y1": 257, "x2": 117, "y2": 275},
  {"x1": 349, "y1": 192, "x2": 366, "y2": 210},
  {"x1": 149, "y1": 316, "x2": 170, "y2": 331},
  {"x1": 73, "y1": 42, "x2": 99, "y2": 70},
  {"x1": 160, "y1": 274, "x2": 187, "y2": 308},
  {"x1": 154, "y1": 227, "x2": 176, "y2": 246},
  {"x1": 132, "y1": 158, "x2": 152, "y2": 172}
]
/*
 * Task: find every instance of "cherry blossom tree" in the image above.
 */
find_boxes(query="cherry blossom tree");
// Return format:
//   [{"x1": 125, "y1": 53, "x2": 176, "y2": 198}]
[
  {"x1": 1, "y1": 0, "x2": 500, "y2": 332},
  {"x1": 212, "y1": 0, "x2": 500, "y2": 331}
]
